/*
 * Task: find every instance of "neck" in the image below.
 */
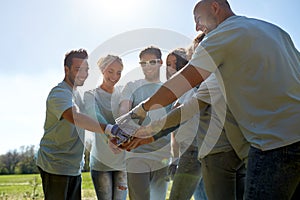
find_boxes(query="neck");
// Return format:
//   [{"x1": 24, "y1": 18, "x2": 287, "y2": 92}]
[
  {"x1": 218, "y1": 9, "x2": 235, "y2": 24},
  {"x1": 63, "y1": 78, "x2": 76, "y2": 89},
  {"x1": 100, "y1": 84, "x2": 114, "y2": 93},
  {"x1": 145, "y1": 77, "x2": 160, "y2": 83}
]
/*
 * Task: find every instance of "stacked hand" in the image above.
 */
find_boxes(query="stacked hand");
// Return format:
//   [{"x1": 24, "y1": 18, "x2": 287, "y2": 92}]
[
  {"x1": 107, "y1": 101, "x2": 148, "y2": 147},
  {"x1": 105, "y1": 124, "x2": 136, "y2": 146},
  {"x1": 106, "y1": 101, "x2": 161, "y2": 151},
  {"x1": 120, "y1": 121, "x2": 164, "y2": 151}
]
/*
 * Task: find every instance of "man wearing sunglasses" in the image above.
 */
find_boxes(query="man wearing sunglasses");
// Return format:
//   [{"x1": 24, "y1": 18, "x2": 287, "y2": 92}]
[{"x1": 118, "y1": 46, "x2": 172, "y2": 200}]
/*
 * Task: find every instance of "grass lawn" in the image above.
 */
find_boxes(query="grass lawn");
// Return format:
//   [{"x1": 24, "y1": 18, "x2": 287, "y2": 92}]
[{"x1": 0, "y1": 172, "x2": 183, "y2": 200}]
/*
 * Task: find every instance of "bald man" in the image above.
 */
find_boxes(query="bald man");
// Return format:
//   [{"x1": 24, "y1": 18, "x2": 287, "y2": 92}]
[{"x1": 121, "y1": 0, "x2": 300, "y2": 199}]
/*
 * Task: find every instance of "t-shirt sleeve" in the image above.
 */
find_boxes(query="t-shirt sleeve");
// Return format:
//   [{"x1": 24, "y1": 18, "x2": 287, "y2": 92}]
[
  {"x1": 47, "y1": 87, "x2": 73, "y2": 120},
  {"x1": 120, "y1": 81, "x2": 135, "y2": 102},
  {"x1": 194, "y1": 74, "x2": 222, "y2": 104},
  {"x1": 189, "y1": 27, "x2": 236, "y2": 73},
  {"x1": 83, "y1": 90, "x2": 108, "y2": 124}
]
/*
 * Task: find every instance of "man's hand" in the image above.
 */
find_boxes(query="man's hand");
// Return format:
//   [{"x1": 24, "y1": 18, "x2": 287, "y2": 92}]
[
  {"x1": 116, "y1": 100, "x2": 148, "y2": 127},
  {"x1": 130, "y1": 100, "x2": 147, "y2": 124},
  {"x1": 134, "y1": 119, "x2": 164, "y2": 138},
  {"x1": 119, "y1": 136, "x2": 155, "y2": 151}
]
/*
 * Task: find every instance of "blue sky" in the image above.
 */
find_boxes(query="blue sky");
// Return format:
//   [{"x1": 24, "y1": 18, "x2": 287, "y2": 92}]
[{"x1": 0, "y1": 0, "x2": 299, "y2": 154}]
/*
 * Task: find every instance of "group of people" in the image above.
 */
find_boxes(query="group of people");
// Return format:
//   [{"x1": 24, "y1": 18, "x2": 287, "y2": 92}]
[{"x1": 36, "y1": 0, "x2": 299, "y2": 200}]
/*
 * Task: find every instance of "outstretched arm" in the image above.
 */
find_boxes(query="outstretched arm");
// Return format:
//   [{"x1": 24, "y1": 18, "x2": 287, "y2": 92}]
[
  {"x1": 62, "y1": 107, "x2": 106, "y2": 133},
  {"x1": 143, "y1": 64, "x2": 211, "y2": 111},
  {"x1": 121, "y1": 96, "x2": 208, "y2": 151}
]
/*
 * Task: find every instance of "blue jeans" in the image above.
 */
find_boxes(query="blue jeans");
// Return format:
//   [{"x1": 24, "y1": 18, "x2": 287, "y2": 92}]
[
  {"x1": 193, "y1": 178, "x2": 208, "y2": 200},
  {"x1": 201, "y1": 150, "x2": 246, "y2": 200},
  {"x1": 245, "y1": 141, "x2": 300, "y2": 200},
  {"x1": 91, "y1": 170, "x2": 127, "y2": 200},
  {"x1": 38, "y1": 167, "x2": 81, "y2": 200},
  {"x1": 169, "y1": 145, "x2": 207, "y2": 200}
]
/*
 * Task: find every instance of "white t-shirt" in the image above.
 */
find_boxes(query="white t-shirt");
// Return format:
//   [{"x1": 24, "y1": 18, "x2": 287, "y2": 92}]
[{"x1": 190, "y1": 15, "x2": 300, "y2": 150}]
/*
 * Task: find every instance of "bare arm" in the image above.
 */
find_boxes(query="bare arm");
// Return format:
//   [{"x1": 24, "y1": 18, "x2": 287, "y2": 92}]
[
  {"x1": 143, "y1": 64, "x2": 211, "y2": 111},
  {"x1": 62, "y1": 107, "x2": 106, "y2": 133},
  {"x1": 135, "y1": 97, "x2": 208, "y2": 138}
]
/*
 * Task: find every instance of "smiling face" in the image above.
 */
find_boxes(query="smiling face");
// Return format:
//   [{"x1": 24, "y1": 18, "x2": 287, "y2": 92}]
[
  {"x1": 194, "y1": 1, "x2": 219, "y2": 34},
  {"x1": 102, "y1": 60, "x2": 123, "y2": 88},
  {"x1": 65, "y1": 58, "x2": 89, "y2": 88},
  {"x1": 166, "y1": 54, "x2": 177, "y2": 80},
  {"x1": 140, "y1": 53, "x2": 161, "y2": 82}
]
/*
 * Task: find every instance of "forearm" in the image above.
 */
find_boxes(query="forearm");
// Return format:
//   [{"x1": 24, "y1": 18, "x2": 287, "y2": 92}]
[
  {"x1": 73, "y1": 112, "x2": 106, "y2": 134},
  {"x1": 151, "y1": 97, "x2": 208, "y2": 140},
  {"x1": 143, "y1": 65, "x2": 209, "y2": 111}
]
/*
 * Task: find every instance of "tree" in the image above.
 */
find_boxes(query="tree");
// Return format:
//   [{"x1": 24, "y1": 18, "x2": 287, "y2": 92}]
[
  {"x1": 16, "y1": 145, "x2": 39, "y2": 174},
  {"x1": 0, "y1": 145, "x2": 39, "y2": 174},
  {"x1": 0, "y1": 149, "x2": 20, "y2": 174}
]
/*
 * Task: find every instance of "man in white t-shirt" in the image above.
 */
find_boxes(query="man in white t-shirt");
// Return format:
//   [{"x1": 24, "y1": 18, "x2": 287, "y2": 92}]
[{"x1": 121, "y1": 1, "x2": 300, "y2": 199}]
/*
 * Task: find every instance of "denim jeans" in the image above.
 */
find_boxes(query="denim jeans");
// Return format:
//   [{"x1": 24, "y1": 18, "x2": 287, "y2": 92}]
[
  {"x1": 201, "y1": 150, "x2": 246, "y2": 200},
  {"x1": 245, "y1": 141, "x2": 300, "y2": 200},
  {"x1": 126, "y1": 158, "x2": 169, "y2": 200},
  {"x1": 91, "y1": 170, "x2": 127, "y2": 200},
  {"x1": 38, "y1": 167, "x2": 81, "y2": 200},
  {"x1": 169, "y1": 145, "x2": 207, "y2": 200},
  {"x1": 193, "y1": 178, "x2": 208, "y2": 200}
]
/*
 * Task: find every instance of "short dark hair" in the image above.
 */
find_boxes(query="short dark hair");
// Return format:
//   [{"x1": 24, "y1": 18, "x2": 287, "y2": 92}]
[
  {"x1": 139, "y1": 46, "x2": 162, "y2": 59},
  {"x1": 64, "y1": 48, "x2": 88, "y2": 68},
  {"x1": 168, "y1": 48, "x2": 188, "y2": 71}
]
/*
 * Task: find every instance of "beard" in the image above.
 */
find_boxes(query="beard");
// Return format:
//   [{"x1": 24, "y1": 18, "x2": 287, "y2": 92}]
[{"x1": 67, "y1": 74, "x2": 85, "y2": 87}]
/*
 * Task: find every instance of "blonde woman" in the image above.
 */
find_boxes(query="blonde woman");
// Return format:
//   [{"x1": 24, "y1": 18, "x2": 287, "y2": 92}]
[{"x1": 84, "y1": 55, "x2": 127, "y2": 200}]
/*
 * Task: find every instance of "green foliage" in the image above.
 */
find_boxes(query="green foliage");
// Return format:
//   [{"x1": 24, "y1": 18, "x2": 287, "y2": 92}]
[
  {"x1": 0, "y1": 145, "x2": 39, "y2": 175},
  {"x1": 0, "y1": 174, "x2": 43, "y2": 200},
  {"x1": 0, "y1": 172, "x2": 187, "y2": 200},
  {"x1": 0, "y1": 173, "x2": 98, "y2": 199}
]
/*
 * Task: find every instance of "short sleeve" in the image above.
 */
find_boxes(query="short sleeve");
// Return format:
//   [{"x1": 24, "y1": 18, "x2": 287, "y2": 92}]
[
  {"x1": 83, "y1": 90, "x2": 108, "y2": 124},
  {"x1": 47, "y1": 87, "x2": 73, "y2": 120},
  {"x1": 120, "y1": 81, "x2": 135, "y2": 102}
]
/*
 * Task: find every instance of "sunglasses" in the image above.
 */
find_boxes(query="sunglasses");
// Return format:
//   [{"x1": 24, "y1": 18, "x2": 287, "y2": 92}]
[{"x1": 139, "y1": 59, "x2": 161, "y2": 67}]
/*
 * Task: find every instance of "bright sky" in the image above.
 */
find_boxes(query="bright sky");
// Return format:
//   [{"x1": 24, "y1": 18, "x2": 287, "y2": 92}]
[{"x1": 0, "y1": 0, "x2": 299, "y2": 154}]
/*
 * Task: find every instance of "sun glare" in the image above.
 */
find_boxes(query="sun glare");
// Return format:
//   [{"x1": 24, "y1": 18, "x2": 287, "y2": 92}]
[{"x1": 97, "y1": 0, "x2": 140, "y2": 19}]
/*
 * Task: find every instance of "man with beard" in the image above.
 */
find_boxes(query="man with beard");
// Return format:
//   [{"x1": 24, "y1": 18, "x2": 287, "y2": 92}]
[{"x1": 36, "y1": 49, "x2": 111, "y2": 200}]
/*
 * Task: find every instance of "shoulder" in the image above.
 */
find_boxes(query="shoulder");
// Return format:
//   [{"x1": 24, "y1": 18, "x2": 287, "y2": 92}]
[
  {"x1": 48, "y1": 82, "x2": 72, "y2": 100},
  {"x1": 122, "y1": 79, "x2": 146, "y2": 91}
]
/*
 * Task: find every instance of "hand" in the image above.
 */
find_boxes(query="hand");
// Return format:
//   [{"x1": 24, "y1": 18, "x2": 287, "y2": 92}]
[
  {"x1": 119, "y1": 136, "x2": 155, "y2": 151},
  {"x1": 116, "y1": 100, "x2": 148, "y2": 127},
  {"x1": 134, "y1": 125, "x2": 154, "y2": 138},
  {"x1": 108, "y1": 139, "x2": 123, "y2": 154},
  {"x1": 105, "y1": 124, "x2": 136, "y2": 146},
  {"x1": 130, "y1": 100, "x2": 147, "y2": 124},
  {"x1": 134, "y1": 120, "x2": 164, "y2": 138}
]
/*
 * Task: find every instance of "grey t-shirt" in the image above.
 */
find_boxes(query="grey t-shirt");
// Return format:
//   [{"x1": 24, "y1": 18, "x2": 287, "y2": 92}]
[
  {"x1": 190, "y1": 15, "x2": 300, "y2": 150},
  {"x1": 121, "y1": 79, "x2": 172, "y2": 162},
  {"x1": 84, "y1": 86, "x2": 126, "y2": 171},
  {"x1": 36, "y1": 81, "x2": 85, "y2": 176},
  {"x1": 195, "y1": 73, "x2": 249, "y2": 160}
]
